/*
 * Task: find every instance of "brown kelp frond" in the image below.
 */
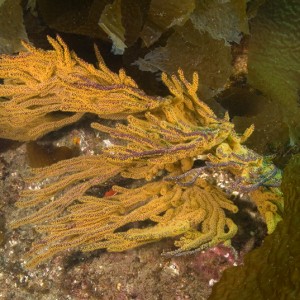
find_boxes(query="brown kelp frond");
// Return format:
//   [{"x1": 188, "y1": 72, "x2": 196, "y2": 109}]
[
  {"x1": 11, "y1": 155, "x2": 122, "y2": 229},
  {"x1": 0, "y1": 35, "x2": 161, "y2": 141},
  {"x1": 21, "y1": 179, "x2": 238, "y2": 269}
]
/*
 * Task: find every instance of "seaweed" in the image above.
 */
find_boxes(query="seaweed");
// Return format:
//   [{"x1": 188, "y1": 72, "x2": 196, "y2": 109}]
[{"x1": 248, "y1": 0, "x2": 300, "y2": 145}]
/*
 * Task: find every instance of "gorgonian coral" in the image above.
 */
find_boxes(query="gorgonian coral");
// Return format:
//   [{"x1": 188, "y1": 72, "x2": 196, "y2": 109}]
[{"x1": 0, "y1": 36, "x2": 283, "y2": 268}]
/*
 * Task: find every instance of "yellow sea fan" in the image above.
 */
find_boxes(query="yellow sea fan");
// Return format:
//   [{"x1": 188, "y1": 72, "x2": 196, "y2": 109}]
[
  {"x1": 19, "y1": 179, "x2": 238, "y2": 269},
  {"x1": 0, "y1": 35, "x2": 161, "y2": 141},
  {"x1": 2, "y1": 36, "x2": 283, "y2": 269}
]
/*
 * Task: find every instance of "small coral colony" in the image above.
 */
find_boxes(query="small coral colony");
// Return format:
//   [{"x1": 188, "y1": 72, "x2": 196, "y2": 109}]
[{"x1": 0, "y1": 36, "x2": 283, "y2": 268}]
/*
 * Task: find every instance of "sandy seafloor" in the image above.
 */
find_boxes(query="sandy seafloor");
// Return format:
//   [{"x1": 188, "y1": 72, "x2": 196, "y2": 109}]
[{"x1": 0, "y1": 122, "x2": 266, "y2": 300}]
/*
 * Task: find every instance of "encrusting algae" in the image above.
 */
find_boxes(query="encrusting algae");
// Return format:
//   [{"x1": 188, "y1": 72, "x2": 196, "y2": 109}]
[{"x1": 0, "y1": 36, "x2": 283, "y2": 268}]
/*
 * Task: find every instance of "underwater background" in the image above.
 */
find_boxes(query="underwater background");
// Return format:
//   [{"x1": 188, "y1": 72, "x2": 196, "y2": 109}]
[{"x1": 0, "y1": 0, "x2": 299, "y2": 299}]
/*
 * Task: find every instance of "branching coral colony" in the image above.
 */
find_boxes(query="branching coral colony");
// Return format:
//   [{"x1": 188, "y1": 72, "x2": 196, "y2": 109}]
[{"x1": 0, "y1": 36, "x2": 283, "y2": 268}]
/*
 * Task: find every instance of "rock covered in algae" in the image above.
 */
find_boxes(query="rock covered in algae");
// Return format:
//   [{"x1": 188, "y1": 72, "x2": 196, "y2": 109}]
[
  {"x1": 209, "y1": 154, "x2": 300, "y2": 300},
  {"x1": 248, "y1": 0, "x2": 300, "y2": 145}
]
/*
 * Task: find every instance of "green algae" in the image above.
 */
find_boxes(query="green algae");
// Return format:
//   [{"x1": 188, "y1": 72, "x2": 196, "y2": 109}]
[
  {"x1": 248, "y1": 0, "x2": 300, "y2": 145},
  {"x1": 209, "y1": 154, "x2": 300, "y2": 300}
]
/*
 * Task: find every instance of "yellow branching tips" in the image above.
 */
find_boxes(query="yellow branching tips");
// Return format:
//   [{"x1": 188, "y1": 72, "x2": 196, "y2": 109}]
[
  {"x1": 1, "y1": 36, "x2": 284, "y2": 268},
  {"x1": 0, "y1": 36, "x2": 160, "y2": 141}
]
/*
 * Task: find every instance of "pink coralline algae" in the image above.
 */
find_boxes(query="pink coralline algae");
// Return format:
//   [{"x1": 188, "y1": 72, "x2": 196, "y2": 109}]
[{"x1": 190, "y1": 244, "x2": 240, "y2": 285}]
